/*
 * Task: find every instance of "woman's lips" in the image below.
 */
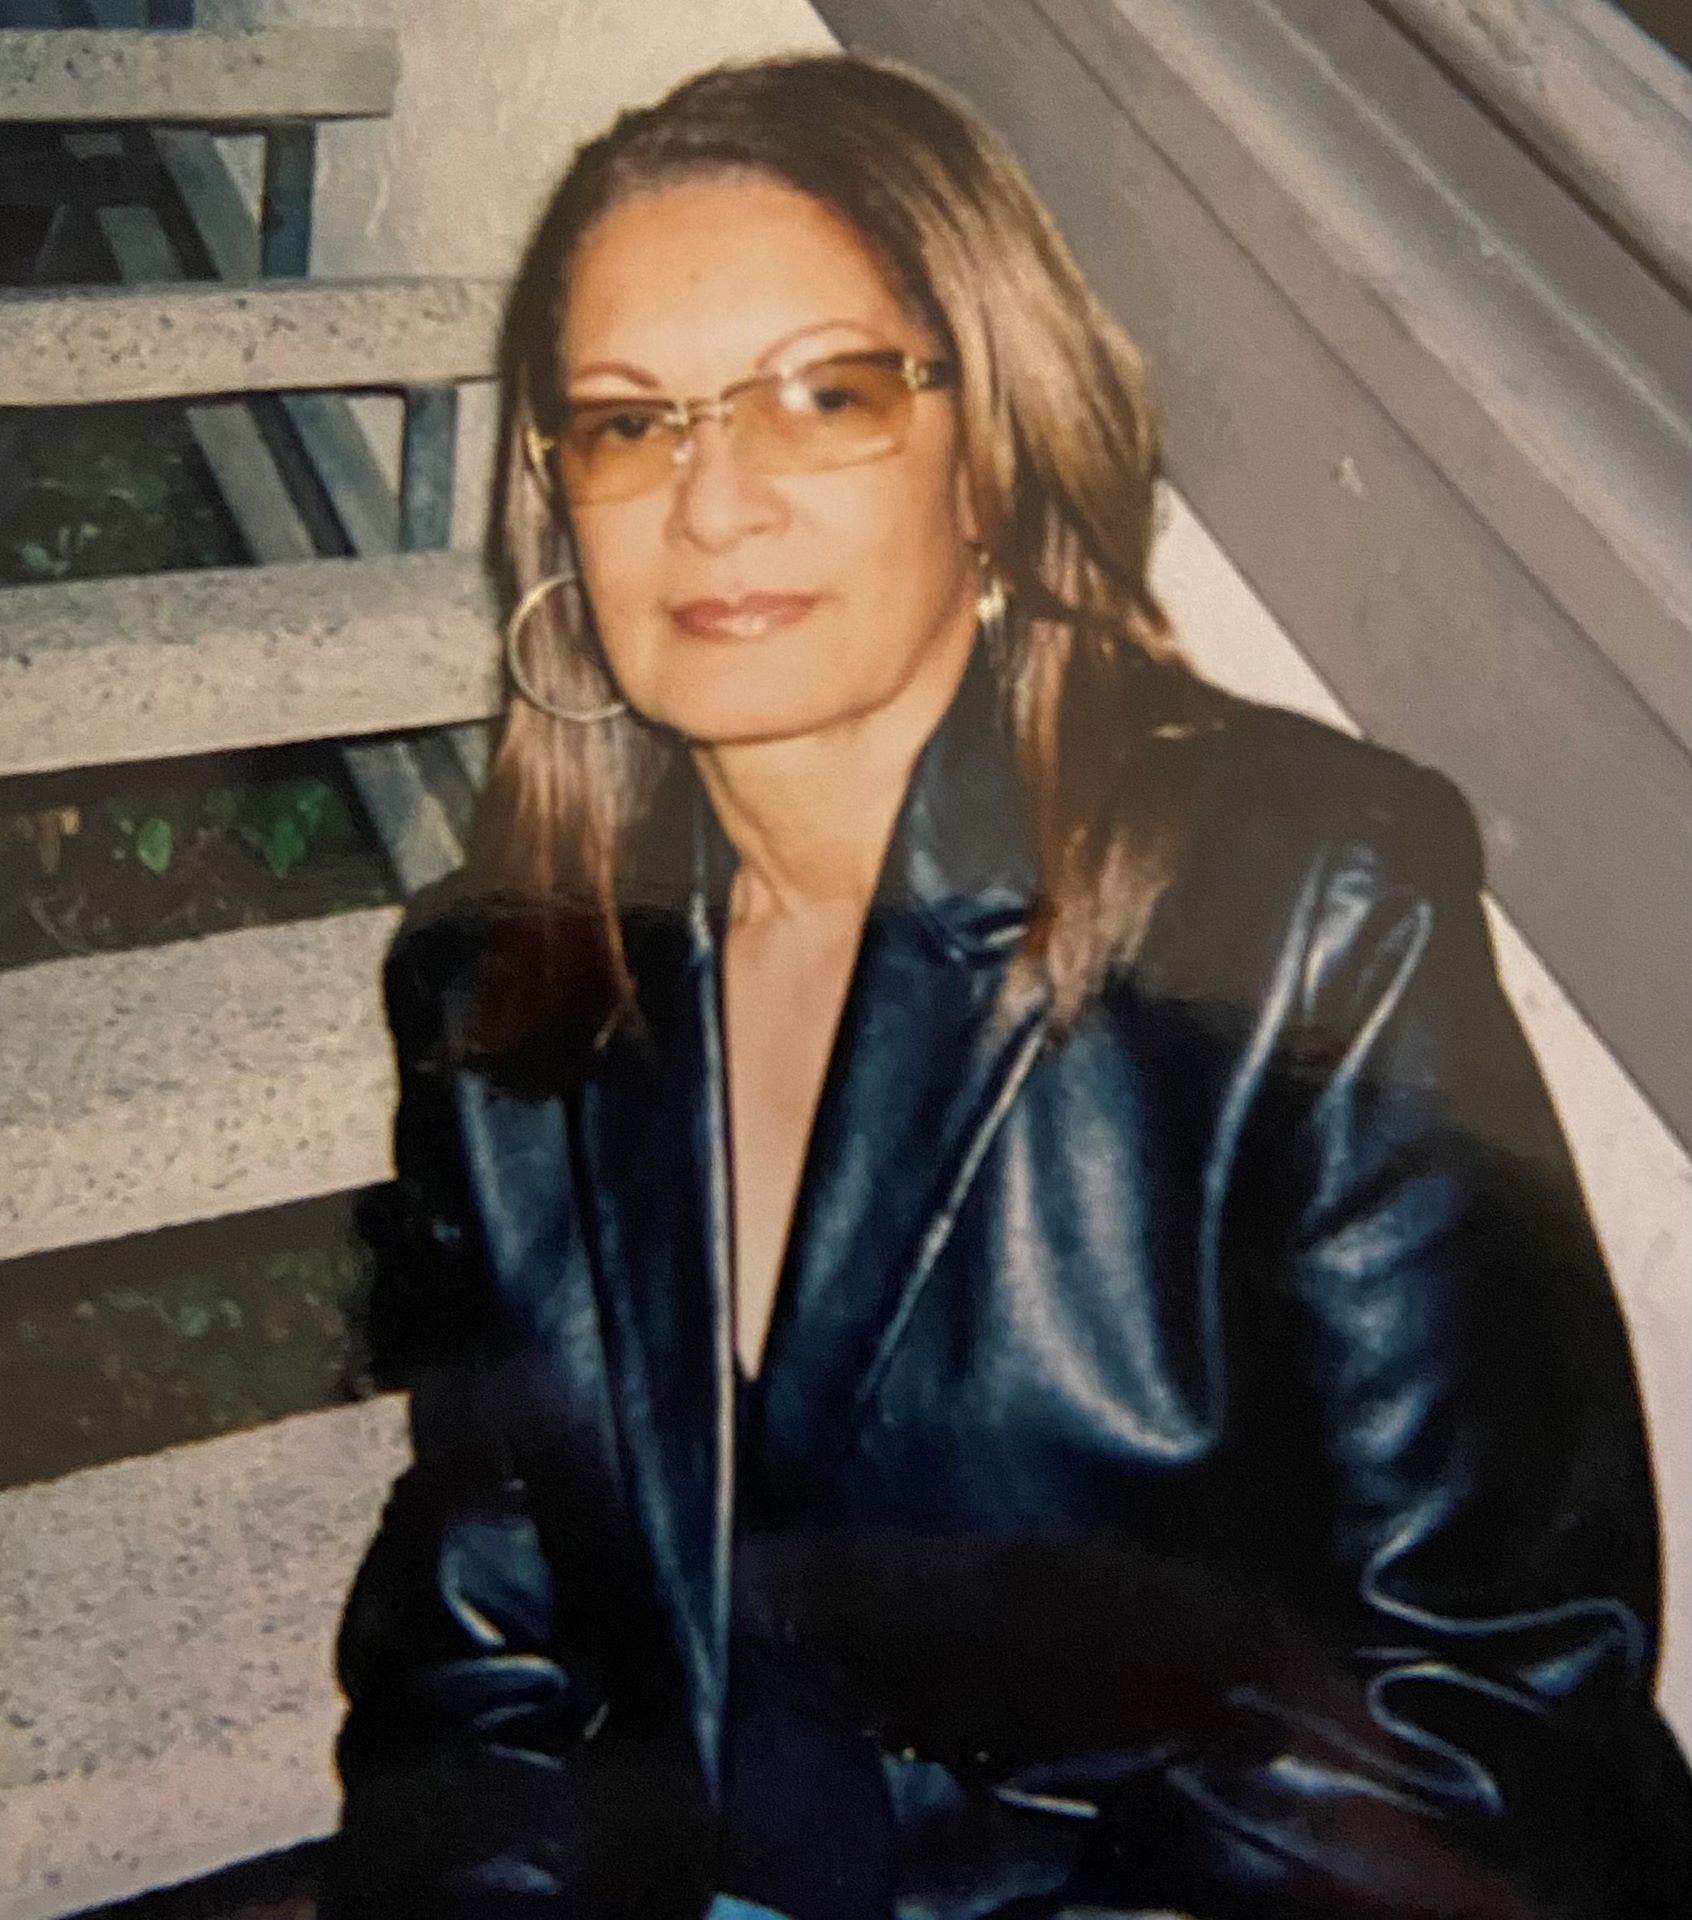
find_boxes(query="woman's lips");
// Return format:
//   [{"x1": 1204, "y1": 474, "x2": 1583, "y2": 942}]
[{"x1": 669, "y1": 592, "x2": 820, "y2": 639}]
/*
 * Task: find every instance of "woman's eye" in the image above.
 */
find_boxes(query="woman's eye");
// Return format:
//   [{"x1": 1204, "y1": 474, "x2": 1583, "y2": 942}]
[
  {"x1": 782, "y1": 367, "x2": 869, "y2": 416},
  {"x1": 600, "y1": 411, "x2": 654, "y2": 444},
  {"x1": 805, "y1": 381, "x2": 861, "y2": 414},
  {"x1": 572, "y1": 408, "x2": 655, "y2": 450}
]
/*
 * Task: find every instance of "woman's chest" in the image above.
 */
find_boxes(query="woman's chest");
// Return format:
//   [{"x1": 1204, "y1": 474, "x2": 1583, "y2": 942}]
[{"x1": 720, "y1": 910, "x2": 862, "y2": 1380}]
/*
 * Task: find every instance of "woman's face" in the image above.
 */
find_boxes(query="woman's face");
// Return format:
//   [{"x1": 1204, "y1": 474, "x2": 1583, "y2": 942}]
[{"x1": 557, "y1": 173, "x2": 981, "y2": 746}]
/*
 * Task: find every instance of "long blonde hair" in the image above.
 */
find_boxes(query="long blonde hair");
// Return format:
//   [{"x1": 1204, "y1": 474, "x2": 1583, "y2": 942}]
[{"x1": 457, "y1": 51, "x2": 1215, "y2": 1077}]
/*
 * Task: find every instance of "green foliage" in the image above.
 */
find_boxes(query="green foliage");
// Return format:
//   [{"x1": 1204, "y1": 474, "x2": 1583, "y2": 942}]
[
  {"x1": 12, "y1": 521, "x2": 103, "y2": 582},
  {"x1": 99, "y1": 801, "x2": 173, "y2": 875},
  {"x1": 96, "y1": 777, "x2": 354, "y2": 882},
  {"x1": 227, "y1": 776, "x2": 355, "y2": 879},
  {"x1": 3, "y1": 415, "x2": 234, "y2": 590},
  {"x1": 135, "y1": 818, "x2": 173, "y2": 875}
]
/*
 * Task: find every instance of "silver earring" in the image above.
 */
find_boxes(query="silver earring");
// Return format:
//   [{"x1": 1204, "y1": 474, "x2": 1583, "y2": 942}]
[{"x1": 503, "y1": 569, "x2": 629, "y2": 723}]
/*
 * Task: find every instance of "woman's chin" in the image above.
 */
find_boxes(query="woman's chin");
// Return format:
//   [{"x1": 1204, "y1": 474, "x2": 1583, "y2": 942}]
[{"x1": 631, "y1": 672, "x2": 857, "y2": 750}]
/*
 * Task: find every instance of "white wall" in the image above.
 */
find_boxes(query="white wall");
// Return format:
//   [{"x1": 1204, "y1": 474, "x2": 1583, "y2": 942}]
[{"x1": 199, "y1": 0, "x2": 1687, "y2": 1744}]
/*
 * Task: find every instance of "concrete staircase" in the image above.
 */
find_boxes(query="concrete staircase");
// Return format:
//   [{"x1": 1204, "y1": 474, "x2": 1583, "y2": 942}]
[
  {"x1": 0, "y1": 1400, "x2": 412, "y2": 1915},
  {"x1": 0, "y1": 550, "x2": 495, "y2": 783},
  {"x1": 0, "y1": 16, "x2": 505, "y2": 1915}
]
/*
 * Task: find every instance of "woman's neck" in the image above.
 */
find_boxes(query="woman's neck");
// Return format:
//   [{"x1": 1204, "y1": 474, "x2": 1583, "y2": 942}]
[
  {"x1": 702, "y1": 736, "x2": 901, "y2": 933},
  {"x1": 692, "y1": 645, "x2": 974, "y2": 935}
]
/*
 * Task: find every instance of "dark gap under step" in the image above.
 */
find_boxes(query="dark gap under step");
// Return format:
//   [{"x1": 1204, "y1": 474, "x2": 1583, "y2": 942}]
[
  {"x1": 0, "y1": 741, "x2": 401, "y2": 970},
  {"x1": 0, "y1": 1190, "x2": 388, "y2": 1491}
]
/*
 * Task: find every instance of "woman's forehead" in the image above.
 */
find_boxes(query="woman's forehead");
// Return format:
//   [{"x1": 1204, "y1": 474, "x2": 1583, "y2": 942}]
[{"x1": 559, "y1": 175, "x2": 927, "y2": 384}]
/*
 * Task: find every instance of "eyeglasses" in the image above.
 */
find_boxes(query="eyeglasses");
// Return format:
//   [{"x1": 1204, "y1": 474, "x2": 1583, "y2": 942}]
[{"x1": 525, "y1": 348, "x2": 956, "y2": 505}]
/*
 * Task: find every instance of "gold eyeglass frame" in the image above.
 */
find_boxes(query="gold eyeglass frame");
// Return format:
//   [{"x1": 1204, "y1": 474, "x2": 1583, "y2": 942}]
[{"x1": 522, "y1": 348, "x2": 957, "y2": 504}]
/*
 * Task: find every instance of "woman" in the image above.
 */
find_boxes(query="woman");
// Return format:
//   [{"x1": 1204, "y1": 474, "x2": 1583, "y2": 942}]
[{"x1": 328, "y1": 51, "x2": 1691, "y2": 1920}]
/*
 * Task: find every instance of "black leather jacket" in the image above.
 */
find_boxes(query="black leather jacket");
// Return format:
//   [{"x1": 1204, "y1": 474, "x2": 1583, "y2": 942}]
[{"x1": 329, "y1": 651, "x2": 1691, "y2": 1918}]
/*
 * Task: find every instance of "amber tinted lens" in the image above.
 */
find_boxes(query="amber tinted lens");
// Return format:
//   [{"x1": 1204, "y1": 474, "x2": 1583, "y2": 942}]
[
  {"x1": 557, "y1": 401, "x2": 675, "y2": 504},
  {"x1": 747, "y1": 354, "x2": 915, "y2": 472}
]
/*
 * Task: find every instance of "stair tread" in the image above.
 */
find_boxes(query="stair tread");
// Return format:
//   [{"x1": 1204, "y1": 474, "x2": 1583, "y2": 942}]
[
  {"x1": 0, "y1": 27, "x2": 398, "y2": 126},
  {"x1": 0, "y1": 1396, "x2": 411, "y2": 1920},
  {"x1": 0, "y1": 906, "x2": 405, "y2": 1263},
  {"x1": 0, "y1": 550, "x2": 500, "y2": 778},
  {"x1": 0, "y1": 275, "x2": 504, "y2": 407}
]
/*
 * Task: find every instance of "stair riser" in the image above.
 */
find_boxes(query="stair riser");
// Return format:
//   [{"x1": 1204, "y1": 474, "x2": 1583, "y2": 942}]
[
  {"x1": 0, "y1": 553, "x2": 500, "y2": 780},
  {"x1": 0, "y1": 908, "x2": 402, "y2": 1264},
  {"x1": 0, "y1": 1398, "x2": 410, "y2": 1920},
  {"x1": 0, "y1": 278, "x2": 503, "y2": 407},
  {"x1": 0, "y1": 28, "x2": 398, "y2": 127}
]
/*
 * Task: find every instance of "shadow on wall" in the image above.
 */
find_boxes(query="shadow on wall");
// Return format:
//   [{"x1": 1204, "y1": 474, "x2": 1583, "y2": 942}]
[{"x1": 1620, "y1": 0, "x2": 1691, "y2": 66}]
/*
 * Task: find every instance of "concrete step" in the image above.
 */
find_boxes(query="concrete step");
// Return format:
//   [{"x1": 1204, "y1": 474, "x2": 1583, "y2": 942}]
[
  {"x1": 0, "y1": 550, "x2": 499, "y2": 779},
  {"x1": 81, "y1": 171, "x2": 480, "y2": 894},
  {"x1": 0, "y1": 1394, "x2": 411, "y2": 1920},
  {"x1": 0, "y1": 906, "x2": 402, "y2": 1264},
  {"x1": 0, "y1": 275, "x2": 504, "y2": 408},
  {"x1": 0, "y1": 27, "x2": 398, "y2": 127}
]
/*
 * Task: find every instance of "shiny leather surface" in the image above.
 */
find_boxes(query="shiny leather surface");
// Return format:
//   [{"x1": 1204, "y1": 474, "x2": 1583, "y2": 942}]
[{"x1": 329, "y1": 652, "x2": 1692, "y2": 1917}]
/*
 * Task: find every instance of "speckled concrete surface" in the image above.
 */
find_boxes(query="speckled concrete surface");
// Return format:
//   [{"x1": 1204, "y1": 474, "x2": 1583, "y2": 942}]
[
  {"x1": 0, "y1": 1396, "x2": 411, "y2": 1920},
  {"x1": 0, "y1": 550, "x2": 499, "y2": 779},
  {"x1": 0, "y1": 9, "x2": 837, "y2": 1915},
  {"x1": 0, "y1": 28, "x2": 396, "y2": 126},
  {"x1": 0, "y1": 906, "x2": 402, "y2": 1263},
  {"x1": 0, "y1": 277, "x2": 503, "y2": 410}
]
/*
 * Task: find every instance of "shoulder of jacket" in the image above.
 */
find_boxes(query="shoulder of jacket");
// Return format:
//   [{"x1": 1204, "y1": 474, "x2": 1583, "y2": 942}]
[
  {"x1": 1179, "y1": 692, "x2": 1484, "y2": 900},
  {"x1": 381, "y1": 870, "x2": 495, "y2": 1057},
  {"x1": 1122, "y1": 692, "x2": 1487, "y2": 1009}
]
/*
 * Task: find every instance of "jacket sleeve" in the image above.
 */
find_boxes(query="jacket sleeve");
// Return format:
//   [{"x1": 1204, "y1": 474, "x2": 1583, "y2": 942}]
[
  {"x1": 1066, "y1": 770, "x2": 1691, "y2": 1918},
  {"x1": 326, "y1": 912, "x2": 713, "y2": 1920}
]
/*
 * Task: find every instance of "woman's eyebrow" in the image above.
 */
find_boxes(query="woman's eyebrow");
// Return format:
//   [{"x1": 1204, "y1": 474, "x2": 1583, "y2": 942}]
[
  {"x1": 566, "y1": 359, "x2": 663, "y2": 389},
  {"x1": 565, "y1": 319, "x2": 888, "y2": 391},
  {"x1": 752, "y1": 319, "x2": 882, "y2": 369}
]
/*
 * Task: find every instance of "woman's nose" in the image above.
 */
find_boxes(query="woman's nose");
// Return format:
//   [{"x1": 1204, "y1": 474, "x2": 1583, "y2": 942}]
[{"x1": 665, "y1": 414, "x2": 786, "y2": 551}]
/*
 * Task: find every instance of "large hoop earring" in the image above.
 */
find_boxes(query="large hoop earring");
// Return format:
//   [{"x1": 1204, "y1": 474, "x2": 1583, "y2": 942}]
[{"x1": 503, "y1": 570, "x2": 629, "y2": 723}]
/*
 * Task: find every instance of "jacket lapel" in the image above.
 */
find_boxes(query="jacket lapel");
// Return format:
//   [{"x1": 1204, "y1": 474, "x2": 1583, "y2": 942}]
[
  {"x1": 749, "y1": 648, "x2": 1050, "y2": 1489},
  {"x1": 573, "y1": 863, "x2": 735, "y2": 1793},
  {"x1": 753, "y1": 898, "x2": 1049, "y2": 1496}
]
